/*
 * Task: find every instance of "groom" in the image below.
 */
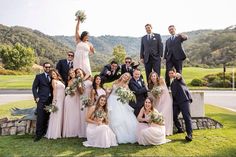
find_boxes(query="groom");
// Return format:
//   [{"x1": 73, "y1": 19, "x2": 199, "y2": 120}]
[
  {"x1": 129, "y1": 68, "x2": 148, "y2": 116},
  {"x1": 140, "y1": 24, "x2": 163, "y2": 80},
  {"x1": 169, "y1": 68, "x2": 193, "y2": 141}
]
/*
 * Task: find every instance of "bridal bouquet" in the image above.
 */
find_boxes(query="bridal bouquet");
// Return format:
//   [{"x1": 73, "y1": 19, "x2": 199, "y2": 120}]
[
  {"x1": 75, "y1": 10, "x2": 86, "y2": 23},
  {"x1": 94, "y1": 110, "x2": 107, "y2": 119},
  {"x1": 115, "y1": 87, "x2": 136, "y2": 104},
  {"x1": 80, "y1": 96, "x2": 92, "y2": 111},
  {"x1": 151, "y1": 86, "x2": 163, "y2": 98},
  {"x1": 147, "y1": 111, "x2": 164, "y2": 125},
  {"x1": 44, "y1": 101, "x2": 58, "y2": 113},
  {"x1": 65, "y1": 77, "x2": 84, "y2": 96}
]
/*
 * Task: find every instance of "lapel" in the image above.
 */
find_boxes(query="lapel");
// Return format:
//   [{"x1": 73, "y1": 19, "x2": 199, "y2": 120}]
[
  {"x1": 133, "y1": 78, "x2": 142, "y2": 88},
  {"x1": 41, "y1": 73, "x2": 49, "y2": 84}
]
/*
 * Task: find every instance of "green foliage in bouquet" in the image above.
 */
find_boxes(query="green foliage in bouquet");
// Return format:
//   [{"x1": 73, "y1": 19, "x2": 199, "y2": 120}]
[
  {"x1": 115, "y1": 87, "x2": 136, "y2": 104},
  {"x1": 150, "y1": 86, "x2": 163, "y2": 98},
  {"x1": 148, "y1": 110, "x2": 164, "y2": 125},
  {"x1": 75, "y1": 10, "x2": 86, "y2": 23},
  {"x1": 80, "y1": 96, "x2": 92, "y2": 111},
  {"x1": 65, "y1": 77, "x2": 84, "y2": 96},
  {"x1": 44, "y1": 102, "x2": 58, "y2": 113}
]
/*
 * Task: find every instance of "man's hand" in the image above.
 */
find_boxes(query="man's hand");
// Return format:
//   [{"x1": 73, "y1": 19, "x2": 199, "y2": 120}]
[
  {"x1": 140, "y1": 59, "x2": 144, "y2": 64},
  {"x1": 106, "y1": 71, "x2": 111, "y2": 75},
  {"x1": 35, "y1": 98, "x2": 40, "y2": 103}
]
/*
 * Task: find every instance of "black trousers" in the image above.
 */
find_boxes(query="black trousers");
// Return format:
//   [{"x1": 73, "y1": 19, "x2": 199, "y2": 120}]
[
  {"x1": 173, "y1": 100, "x2": 192, "y2": 135},
  {"x1": 165, "y1": 57, "x2": 183, "y2": 87},
  {"x1": 100, "y1": 74, "x2": 121, "y2": 84},
  {"x1": 144, "y1": 57, "x2": 161, "y2": 81},
  {"x1": 36, "y1": 97, "x2": 52, "y2": 137}
]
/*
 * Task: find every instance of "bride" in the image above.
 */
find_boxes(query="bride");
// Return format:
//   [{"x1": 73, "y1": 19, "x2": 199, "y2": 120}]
[{"x1": 107, "y1": 72, "x2": 138, "y2": 144}]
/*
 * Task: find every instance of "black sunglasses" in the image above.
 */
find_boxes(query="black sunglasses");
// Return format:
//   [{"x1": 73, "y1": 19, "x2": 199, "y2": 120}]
[
  {"x1": 45, "y1": 66, "x2": 51, "y2": 68},
  {"x1": 68, "y1": 54, "x2": 74, "y2": 57},
  {"x1": 126, "y1": 61, "x2": 131, "y2": 63}
]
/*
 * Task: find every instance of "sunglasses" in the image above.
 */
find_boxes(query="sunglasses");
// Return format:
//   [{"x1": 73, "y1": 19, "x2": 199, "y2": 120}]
[
  {"x1": 45, "y1": 66, "x2": 51, "y2": 69},
  {"x1": 68, "y1": 54, "x2": 74, "y2": 57},
  {"x1": 126, "y1": 61, "x2": 131, "y2": 63}
]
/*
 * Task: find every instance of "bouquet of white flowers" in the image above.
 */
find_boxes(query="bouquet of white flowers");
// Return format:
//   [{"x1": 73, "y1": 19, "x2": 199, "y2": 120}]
[
  {"x1": 75, "y1": 10, "x2": 86, "y2": 23},
  {"x1": 44, "y1": 101, "x2": 58, "y2": 113},
  {"x1": 151, "y1": 86, "x2": 163, "y2": 98},
  {"x1": 94, "y1": 110, "x2": 106, "y2": 119},
  {"x1": 147, "y1": 110, "x2": 164, "y2": 125},
  {"x1": 80, "y1": 96, "x2": 92, "y2": 111},
  {"x1": 115, "y1": 87, "x2": 136, "y2": 104},
  {"x1": 65, "y1": 77, "x2": 84, "y2": 96}
]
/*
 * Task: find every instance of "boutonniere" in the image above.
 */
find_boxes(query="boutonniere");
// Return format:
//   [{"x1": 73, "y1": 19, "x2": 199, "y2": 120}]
[{"x1": 153, "y1": 38, "x2": 156, "y2": 40}]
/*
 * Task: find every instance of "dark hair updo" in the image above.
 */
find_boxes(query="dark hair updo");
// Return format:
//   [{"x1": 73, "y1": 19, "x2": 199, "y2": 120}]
[{"x1": 80, "y1": 31, "x2": 89, "y2": 41}]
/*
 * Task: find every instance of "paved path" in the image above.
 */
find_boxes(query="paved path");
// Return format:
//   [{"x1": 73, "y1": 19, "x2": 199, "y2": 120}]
[{"x1": 0, "y1": 90, "x2": 235, "y2": 112}]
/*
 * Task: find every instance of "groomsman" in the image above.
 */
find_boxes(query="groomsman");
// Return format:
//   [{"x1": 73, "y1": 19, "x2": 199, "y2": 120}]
[
  {"x1": 56, "y1": 51, "x2": 74, "y2": 87},
  {"x1": 100, "y1": 61, "x2": 121, "y2": 84},
  {"x1": 140, "y1": 24, "x2": 163, "y2": 80},
  {"x1": 32, "y1": 62, "x2": 52, "y2": 142},
  {"x1": 129, "y1": 68, "x2": 148, "y2": 116},
  {"x1": 120, "y1": 57, "x2": 140, "y2": 76},
  {"x1": 164, "y1": 25, "x2": 188, "y2": 87},
  {"x1": 169, "y1": 68, "x2": 193, "y2": 141}
]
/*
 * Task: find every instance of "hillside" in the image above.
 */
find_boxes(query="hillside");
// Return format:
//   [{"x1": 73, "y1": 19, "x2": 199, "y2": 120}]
[{"x1": 0, "y1": 24, "x2": 236, "y2": 70}]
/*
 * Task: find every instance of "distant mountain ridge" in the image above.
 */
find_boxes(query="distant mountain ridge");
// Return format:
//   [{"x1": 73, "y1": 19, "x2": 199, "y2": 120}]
[{"x1": 0, "y1": 24, "x2": 235, "y2": 69}]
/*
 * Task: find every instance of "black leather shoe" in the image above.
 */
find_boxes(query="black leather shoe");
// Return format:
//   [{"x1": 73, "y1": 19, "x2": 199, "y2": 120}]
[
  {"x1": 185, "y1": 134, "x2": 192, "y2": 142},
  {"x1": 34, "y1": 136, "x2": 42, "y2": 142}
]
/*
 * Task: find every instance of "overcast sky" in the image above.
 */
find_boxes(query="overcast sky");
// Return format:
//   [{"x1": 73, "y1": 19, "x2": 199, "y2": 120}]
[{"x1": 0, "y1": 0, "x2": 235, "y2": 37}]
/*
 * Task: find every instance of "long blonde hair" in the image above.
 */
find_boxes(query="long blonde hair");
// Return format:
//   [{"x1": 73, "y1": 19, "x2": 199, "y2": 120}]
[{"x1": 114, "y1": 72, "x2": 131, "y2": 85}]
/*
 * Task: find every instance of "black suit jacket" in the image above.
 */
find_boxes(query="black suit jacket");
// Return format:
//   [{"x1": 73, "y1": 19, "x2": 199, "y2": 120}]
[
  {"x1": 56, "y1": 59, "x2": 72, "y2": 86},
  {"x1": 100, "y1": 64, "x2": 120, "y2": 79},
  {"x1": 128, "y1": 77, "x2": 148, "y2": 108},
  {"x1": 121, "y1": 64, "x2": 134, "y2": 76},
  {"x1": 164, "y1": 35, "x2": 187, "y2": 61},
  {"x1": 140, "y1": 33, "x2": 163, "y2": 63},
  {"x1": 32, "y1": 73, "x2": 52, "y2": 103},
  {"x1": 170, "y1": 78, "x2": 192, "y2": 105}
]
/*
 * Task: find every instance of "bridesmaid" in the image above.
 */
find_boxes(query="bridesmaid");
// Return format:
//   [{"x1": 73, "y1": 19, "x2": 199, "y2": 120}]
[
  {"x1": 90, "y1": 75, "x2": 106, "y2": 105},
  {"x1": 83, "y1": 95, "x2": 118, "y2": 148},
  {"x1": 63, "y1": 69, "x2": 80, "y2": 137},
  {"x1": 136, "y1": 97, "x2": 171, "y2": 145},
  {"x1": 75, "y1": 68, "x2": 92, "y2": 138},
  {"x1": 148, "y1": 72, "x2": 173, "y2": 136},
  {"x1": 45, "y1": 69, "x2": 65, "y2": 139}
]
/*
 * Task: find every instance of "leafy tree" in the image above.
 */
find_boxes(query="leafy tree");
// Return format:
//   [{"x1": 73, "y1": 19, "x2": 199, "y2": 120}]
[
  {"x1": 0, "y1": 43, "x2": 35, "y2": 70},
  {"x1": 112, "y1": 45, "x2": 126, "y2": 64}
]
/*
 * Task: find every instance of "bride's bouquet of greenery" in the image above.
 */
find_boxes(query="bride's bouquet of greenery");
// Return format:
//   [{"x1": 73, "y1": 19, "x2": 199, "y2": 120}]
[
  {"x1": 147, "y1": 110, "x2": 164, "y2": 125},
  {"x1": 65, "y1": 77, "x2": 84, "y2": 96},
  {"x1": 150, "y1": 86, "x2": 163, "y2": 98},
  {"x1": 115, "y1": 87, "x2": 136, "y2": 104},
  {"x1": 44, "y1": 101, "x2": 58, "y2": 113},
  {"x1": 75, "y1": 10, "x2": 86, "y2": 23},
  {"x1": 80, "y1": 96, "x2": 92, "y2": 111}
]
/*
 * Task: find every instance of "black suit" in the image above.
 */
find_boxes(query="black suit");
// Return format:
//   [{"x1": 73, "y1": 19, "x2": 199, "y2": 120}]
[
  {"x1": 121, "y1": 64, "x2": 134, "y2": 76},
  {"x1": 100, "y1": 64, "x2": 121, "y2": 84},
  {"x1": 164, "y1": 35, "x2": 187, "y2": 87},
  {"x1": 32, "y1": 73, "x2": 52, "y2": 138},
  {"x1": 129, "y1": 77, "x2": 148, "y2": 116},
  {"x1": 56, "y1": 59, "x2": 73, "y2": 87},
  {"x1": 140, "y1": 33, "x2": 163, "y2": 80},
  {"x1": 170, "y1": 77, "x2": 192, "y2": 135}
]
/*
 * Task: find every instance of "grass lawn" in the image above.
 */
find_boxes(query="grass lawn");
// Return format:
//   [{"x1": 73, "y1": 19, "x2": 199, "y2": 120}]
[
  {"x1": 0, "y1": 101, "x2": 236, "y2": 156},
  {"x1": 0, "y1": 67, "x2": 232, "y2": 90}
]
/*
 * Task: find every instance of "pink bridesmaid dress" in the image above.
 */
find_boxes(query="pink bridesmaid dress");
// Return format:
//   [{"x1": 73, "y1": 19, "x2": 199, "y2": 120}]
[
  {"x1": 78, "y1": 79, "x2": 92, "y2": 138},
  {"x1": 155, "y1": 84, "x2": 173, "y2": 136},
  {"x1": 45, "y1": 80, "x2": 65, "y2": 139},
  {"x1": 136, "y1": 110, "x2": 171, "y2": 145},
  {"x1": 83, "y1": 110, "x2": 118, "y2": 148}
]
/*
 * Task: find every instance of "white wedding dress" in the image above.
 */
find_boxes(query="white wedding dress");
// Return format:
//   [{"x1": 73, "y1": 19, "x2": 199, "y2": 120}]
[{"x1": 107, "y1": 85, "x2": 138, "y2": 144}]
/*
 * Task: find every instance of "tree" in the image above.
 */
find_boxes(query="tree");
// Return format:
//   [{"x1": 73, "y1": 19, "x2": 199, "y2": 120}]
[
  {"x1": 0, "y1": 43, "x2": 35, "y2": 70},
  {"x1": 112, "y1": 45, "x2": 126, "y2": 64}
]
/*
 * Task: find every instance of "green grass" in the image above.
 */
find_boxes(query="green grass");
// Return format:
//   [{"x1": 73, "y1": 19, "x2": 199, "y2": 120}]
[
  {"x1": 0, "y1": 67, "x2": 233, "y2": 89},
  {"x1": 0, "y1": 100, "x2": 236, "y2": 156}
]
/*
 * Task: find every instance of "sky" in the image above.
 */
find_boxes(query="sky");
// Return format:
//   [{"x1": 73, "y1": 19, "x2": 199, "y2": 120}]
[{"x1": 0, "y1": 0, "x2": 235, "y2": 37}]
